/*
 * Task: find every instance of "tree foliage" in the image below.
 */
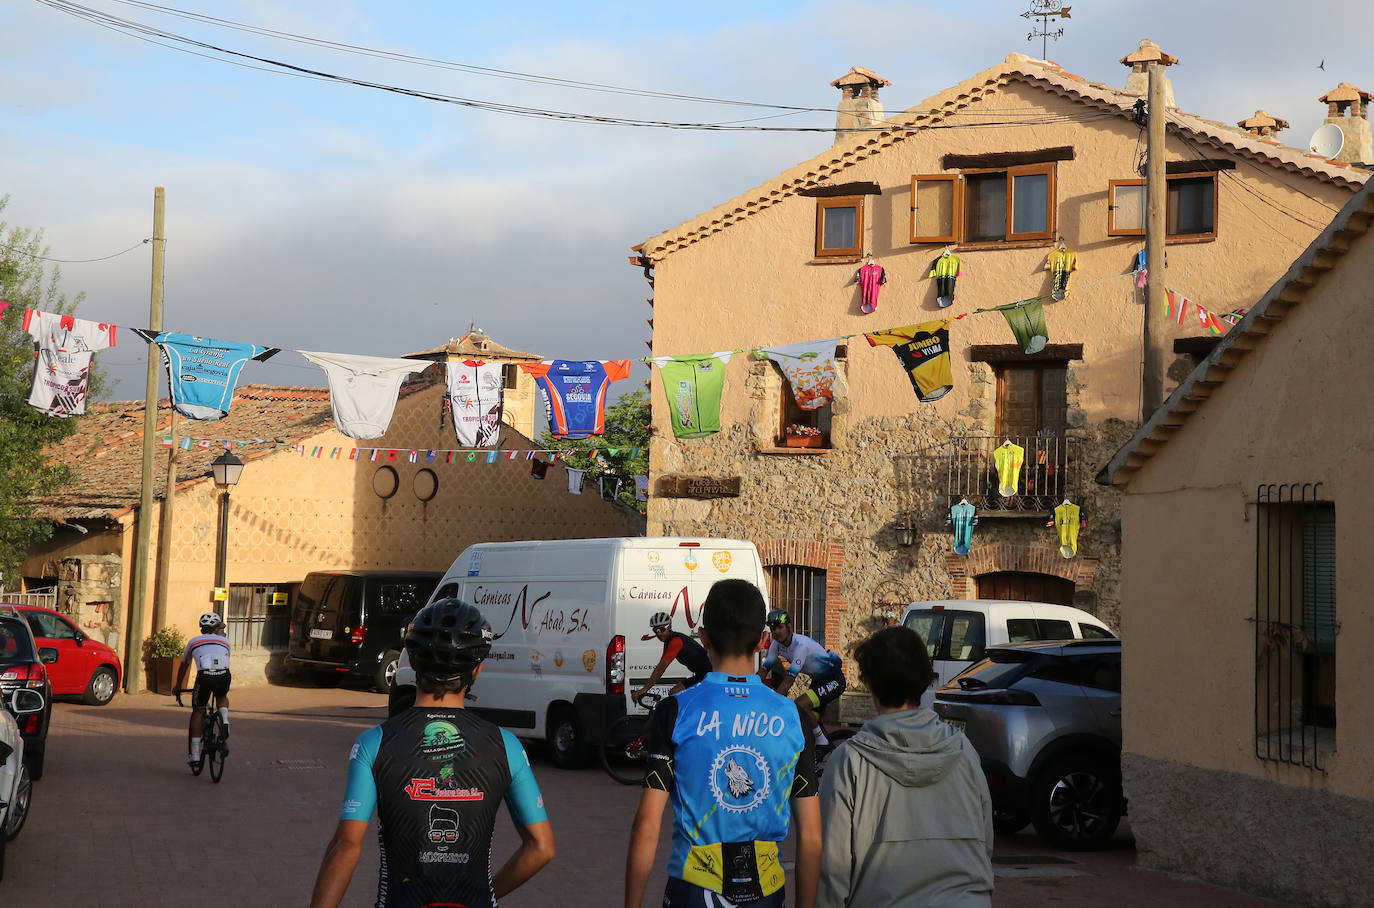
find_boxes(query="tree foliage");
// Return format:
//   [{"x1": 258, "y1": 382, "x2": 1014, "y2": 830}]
[
  {"x1": 538, "y1": 389, "x2": 650, "y2": 514},
  {"x1": 0, "y1": 196, "x2": 88, "y2": 586}
]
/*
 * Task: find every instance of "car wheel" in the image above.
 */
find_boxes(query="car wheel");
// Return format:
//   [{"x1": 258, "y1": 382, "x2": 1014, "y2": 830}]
[
  {"x1": 993, "y1": 806, "x2": 1031, "y2": 835},
  {"x1": 84, "y1": 666, "x2": 119, "y2": 706},
  {"x1": 4, "y1": 762, "x2": 32, "y2": 841},
  {"x1": 546, "y1": 705, "x2": 589, "y2": 770},
  {"x1": 374, "y1": 650, "x2": 401, "y2": 694},
  {"x1": 1030, "y1": 754, "x2": 1123, "y2": 850}
]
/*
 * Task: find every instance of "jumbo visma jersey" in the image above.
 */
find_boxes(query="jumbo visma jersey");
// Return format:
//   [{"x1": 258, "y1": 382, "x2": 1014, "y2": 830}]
[
  {"x1": 644, "y1": 673, "x2": 817, "y2": 903},
  {"x1": 339, "y1": 706, "x2": 547, "y2": 908}
]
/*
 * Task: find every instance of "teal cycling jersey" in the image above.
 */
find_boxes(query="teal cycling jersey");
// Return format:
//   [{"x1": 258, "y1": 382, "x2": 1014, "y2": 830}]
[
  {"x1": 340, "y1": 706, "x2": 547, "y2": 908},
  {"x1": 761, "y1": 632, "x2": 843, "y2": 681},
  {"x1": 644, "y1": 672, "x2": 817, "y2": 903}
]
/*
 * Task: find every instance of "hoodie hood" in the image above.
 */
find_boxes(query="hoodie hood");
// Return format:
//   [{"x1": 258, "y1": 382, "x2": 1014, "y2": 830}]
[{"x1": 845, "y1": 708, "x2": 966, "y2": 788}]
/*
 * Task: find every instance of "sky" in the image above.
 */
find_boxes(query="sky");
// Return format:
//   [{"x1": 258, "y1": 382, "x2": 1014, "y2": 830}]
[{"x1": 2, "y1": 0, "x2": 1371, "y2": 401}]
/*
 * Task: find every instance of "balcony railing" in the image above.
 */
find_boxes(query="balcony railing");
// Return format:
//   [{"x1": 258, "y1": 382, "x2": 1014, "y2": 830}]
[{"x1": 945, "y1": 432, "x2": 1082, "y2": 515}]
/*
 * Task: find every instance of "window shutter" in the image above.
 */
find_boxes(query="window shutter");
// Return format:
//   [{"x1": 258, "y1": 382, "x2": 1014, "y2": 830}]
[
  {"x1": 1302, "y1": 507, "x2": 1336, "y2": 652},
  {"x1": 910, "y1": 174, "x2": 960, "y2": 243},
  {"x1": 1108, "y1": 180, "x2": 1146, "y2": 236}
]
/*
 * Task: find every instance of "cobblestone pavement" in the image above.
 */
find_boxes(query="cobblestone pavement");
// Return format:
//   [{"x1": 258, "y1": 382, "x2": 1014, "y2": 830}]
[{"x1": 2, "y1": 684, "x2": 1292, "y2": 907}]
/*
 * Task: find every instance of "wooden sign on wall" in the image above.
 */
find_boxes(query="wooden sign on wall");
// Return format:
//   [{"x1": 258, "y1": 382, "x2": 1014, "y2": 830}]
[{"x1": 655, "y1": 475, "x2": 742, "y2": 499}]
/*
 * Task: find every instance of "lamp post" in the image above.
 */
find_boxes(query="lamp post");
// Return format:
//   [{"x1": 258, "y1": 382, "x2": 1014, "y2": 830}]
[{"x1": 210, "y1": 452, "x2": 244, "y2": 614}]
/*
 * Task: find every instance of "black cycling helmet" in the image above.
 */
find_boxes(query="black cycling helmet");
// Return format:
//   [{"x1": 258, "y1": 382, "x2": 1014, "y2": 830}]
[
  {"x1": 404, "y1": 598, "x2": 493, "y2": 682},
  {"x1": 765, "y1": 609, "x2": 790, "y2": 628}
]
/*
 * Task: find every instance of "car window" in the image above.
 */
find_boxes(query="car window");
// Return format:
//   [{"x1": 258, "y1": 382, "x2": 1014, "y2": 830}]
[
  {"x1": 1078, "y1": 623, "x2": 1116, "y2": 640},
  {"x1": 0, "y1": 620, "x2": 36, "y2": 660},
  {"x1": 370, "y1": 579, "x2": 438, "y2": 617},
  {"x1": 432, "y1": 582, "x2": 461, "y2": 604},
  {"x1": 948, "y1": 613, "x2": 986, "y2": 662},
  {"x1": 901, "y1": 610, "x2": 946, "y2": 659},
  {"x1": 1038, "y1": 619, "x2": 1074, "y2": 640},
  {"x1": 1006, "y1": 618, "x2": 1039, "y2": 643},
  {"x1": 26, "y1": 610, "x2": 76, "y2": 640},
  {"x1": 1080, "y1": 655, "x2": 1122, "y2": 691},
  {"x1": 950, "y1": 651, "x2": 1031, "y2": 689}
]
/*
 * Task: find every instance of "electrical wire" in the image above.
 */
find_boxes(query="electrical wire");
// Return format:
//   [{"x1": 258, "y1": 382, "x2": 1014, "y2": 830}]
[
  {"x1": 1171, "y1": 129, "x2": 1331, "y2": 233},
  {"x1": 5, "y1": 238, "x2": 150, "y2": 264}
]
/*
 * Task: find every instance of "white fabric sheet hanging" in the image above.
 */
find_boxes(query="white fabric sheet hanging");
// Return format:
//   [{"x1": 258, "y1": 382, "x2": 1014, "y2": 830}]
[{"x1": 299, "y1": 351, "x2": 426, "y2": 440}]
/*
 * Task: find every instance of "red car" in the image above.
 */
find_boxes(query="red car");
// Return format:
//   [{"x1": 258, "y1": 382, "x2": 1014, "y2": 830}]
[{"x1": 1, "y1": 605, "x2": 122, "y2": 706}]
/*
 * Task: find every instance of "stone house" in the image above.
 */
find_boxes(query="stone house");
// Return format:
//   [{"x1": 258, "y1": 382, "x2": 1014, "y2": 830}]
[
  {"x1": 18, "y1": 333, "x2": 636, "y2": 685},
  {"x1": 1097, "y1": 180, "x2": 1374, "y2": 907},
  {"x1": 630, "y1": 45, "x2": 1368, "y2": 655}
]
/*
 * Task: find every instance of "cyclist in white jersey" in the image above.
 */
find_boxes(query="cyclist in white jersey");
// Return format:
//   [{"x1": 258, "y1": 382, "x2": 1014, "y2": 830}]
[
  {"x1": 760, "y1": 610, "x2": 846, "y2": 748},
  {"x1": 173, "y1": 612, "x2": 232, "y2": 764}
]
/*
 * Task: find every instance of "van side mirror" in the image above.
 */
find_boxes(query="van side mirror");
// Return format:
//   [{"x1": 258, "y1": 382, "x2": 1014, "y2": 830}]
[{"x1": 39, "y1": 647, "x2": 59, "y2": 664}]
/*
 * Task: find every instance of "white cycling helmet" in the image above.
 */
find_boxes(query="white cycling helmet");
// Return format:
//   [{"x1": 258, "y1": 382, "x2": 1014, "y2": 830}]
[
  {"x1": 199, "y1": 612, "x2": 224, "y2": 632},
  {"x1": 649, "y1": 611, "x2": 672, "y2": 630}
]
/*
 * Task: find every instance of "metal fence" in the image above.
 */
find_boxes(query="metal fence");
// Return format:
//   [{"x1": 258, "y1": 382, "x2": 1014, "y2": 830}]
[
  {"x1": 225, "y1": 583, "x2": 293, "y2": 652},
  {"x1": 765, "y1": 565, "x2": 826, "y2": 645},
  {"x1": 0, "y1": 590, "x2": 57, "y2": 609},
  {"x1": 945, "y1": 432, "x2": 1081, "y2": 513},
  {"x1": 1255, "y1": 483, "x2": 1336, "y2": 771}
]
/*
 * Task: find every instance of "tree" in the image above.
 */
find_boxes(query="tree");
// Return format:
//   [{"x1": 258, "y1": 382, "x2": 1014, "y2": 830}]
[
  {"x1": 0, "y1": 196, "x2": 89, "y2": 586},
  {"x1": 539, "y1": 390, "x2": 650, "y2": 514}
]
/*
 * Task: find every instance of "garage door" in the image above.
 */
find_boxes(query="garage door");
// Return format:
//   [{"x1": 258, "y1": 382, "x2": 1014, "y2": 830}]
[{"x1": 976, "y1": 571, "x2": 1074, "y2": 604}]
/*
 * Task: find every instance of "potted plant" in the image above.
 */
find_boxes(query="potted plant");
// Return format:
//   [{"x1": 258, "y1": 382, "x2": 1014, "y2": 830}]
[
  {"x1": 783, "y1": 424, "x2": 825, "y2": 448},
  {"x1": 143, "y1": 626, "x2": 186, "y2": 694}
]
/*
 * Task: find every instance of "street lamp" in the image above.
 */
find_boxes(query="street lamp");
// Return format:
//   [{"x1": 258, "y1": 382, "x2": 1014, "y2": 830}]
[{"x1": 209, "y1": 452, "x2": 244, "y2": 606}]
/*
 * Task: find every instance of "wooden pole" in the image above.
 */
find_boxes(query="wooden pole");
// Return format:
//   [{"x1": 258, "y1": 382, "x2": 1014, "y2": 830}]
[
  {"x1": 126, "y1": 187, "x2": 164, "y2": 693},
  {"x1": 1143, "y1": 64, "x2": 1167, "y2": 421}
]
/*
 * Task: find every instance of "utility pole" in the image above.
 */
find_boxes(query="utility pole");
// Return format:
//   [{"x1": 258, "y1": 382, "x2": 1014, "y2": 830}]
[
  {"x1": 127, "y1": 187, "x2": 165, "y2": 694},
  {"x1": 1142, "y1": 63, "x2": 1167, "y2": 421}
]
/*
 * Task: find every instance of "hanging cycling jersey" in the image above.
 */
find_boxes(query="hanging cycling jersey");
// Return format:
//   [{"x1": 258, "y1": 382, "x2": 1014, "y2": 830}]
[
  {"x1": 521, "y1": 359, "x2": 632, "y2": 439},
  {"x1": 650, "y1": 352, "x2": 734, "y2": 439},
  {"x1": 446, "y1": 360, "x2": 505, "y2": 447},
  {"x1": 757, "y1": 340, "x2": 839, "y2": 411},
  {"x1": 299, "y1": 351, "x2": 426, "y2": 440},
  {"x1": 761, "y1": 633, "x2": 843, "y2": 683},
  {"x1": 339, "y1": 706, "x2": 547, "y2": 908},
  {"x1": 136, "y1": 331, "x2": 279, "y2": 420},
  {"x1": 864, "y1": 321, "x2": 953, "y2": 403},
  {"x1": 643, "y1": 673, "x2": 816, "y2": 903},
  {"x1": 23, "y1": 308, "x2": 116, "y2": 417}
]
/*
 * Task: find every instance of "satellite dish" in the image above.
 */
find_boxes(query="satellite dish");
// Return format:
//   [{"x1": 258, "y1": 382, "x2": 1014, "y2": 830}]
[{"x1": 1309, "y1": 123, "x2": 1345, "y2": 158}]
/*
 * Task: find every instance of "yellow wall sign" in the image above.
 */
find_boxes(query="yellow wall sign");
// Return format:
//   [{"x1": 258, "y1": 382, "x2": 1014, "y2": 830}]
[
  {"x1": 212, "y1": 587, "x2": 227, "y2": 602},
  {"x1": 272, "y1": 592, "x2": 288, "y2": 606}
]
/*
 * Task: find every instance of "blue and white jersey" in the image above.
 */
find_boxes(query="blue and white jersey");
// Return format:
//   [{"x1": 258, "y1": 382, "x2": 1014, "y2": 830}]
[
  {"x1": 144, "y1": 332, "x2": 278, "y2": 421},
  {"x1": 520, "y1": 359, "x2": 631, "y2": 439},
  {"x1": 762, "y1": 632, "x2": 843, "y2": 681}
]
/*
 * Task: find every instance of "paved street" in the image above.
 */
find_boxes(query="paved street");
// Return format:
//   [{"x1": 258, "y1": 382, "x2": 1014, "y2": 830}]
[{"x1": 3, "y1": 684, "x2": 1292, "y2": 907}]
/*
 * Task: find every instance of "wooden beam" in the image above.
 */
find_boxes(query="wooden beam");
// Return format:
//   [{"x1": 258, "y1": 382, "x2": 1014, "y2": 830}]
[
  {"x1": 941, "y1": 146, "x2": 1075, "y2": 170},
  {"x1": 798, "y1": 181, "x2": 882, "y2": 198}
]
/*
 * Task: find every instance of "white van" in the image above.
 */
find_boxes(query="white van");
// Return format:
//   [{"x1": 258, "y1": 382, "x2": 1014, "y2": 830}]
[
  {"x1": 423, "y1": 537, "x2": 769, "y2": 768},
  {"x1": 900, "y1": 599, "x2": 1116, "y2": 693}
]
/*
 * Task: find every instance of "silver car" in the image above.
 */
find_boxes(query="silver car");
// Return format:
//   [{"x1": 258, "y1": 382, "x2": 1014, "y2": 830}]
[{"x1": 933, "y1": 639, "x2": 1124, "y2": 850}]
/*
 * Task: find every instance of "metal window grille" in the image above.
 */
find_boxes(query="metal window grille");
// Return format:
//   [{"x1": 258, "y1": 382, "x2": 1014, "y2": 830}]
[
  {"x1": 0, "y1": 590, "x2": 57, "y2": 609},
  {"x1": 225, "y1": 583, "x2": 294, "y2": 652},
  {"x1": 1255, "y1": 484, "x2": 1336, "y2": 771},
  {"x1": 765, "y1": 565, "x2": 826, "y2": 645},
  {"x1": 945, "y1": 433, "x2": 1080, "y2": 513}
]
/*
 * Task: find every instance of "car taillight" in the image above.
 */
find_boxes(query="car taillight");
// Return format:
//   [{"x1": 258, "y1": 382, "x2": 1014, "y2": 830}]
[
  {"x1": 350, "y1": 625, "x2": 367, "y2": 644},
  {"x1": 607, "y1": 635, "x2": 625, "y2": 695},
  {"x1": 960, "y1": 689, "x2": 1040, "y2": 706},
  {"x1": 1, "y1": 663, "x2": 45, "y2": 689},
  {"x1": 289, "y1": 619, "x2": 297, "y2": 638}
]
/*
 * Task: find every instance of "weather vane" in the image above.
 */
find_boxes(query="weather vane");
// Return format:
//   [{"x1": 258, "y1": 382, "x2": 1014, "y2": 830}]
[{"x1": 1021, "y1": 1, "x2": 1071, "y2": 60}]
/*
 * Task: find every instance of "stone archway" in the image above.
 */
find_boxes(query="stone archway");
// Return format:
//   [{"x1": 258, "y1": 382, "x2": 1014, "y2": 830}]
[{"x1": 945, "y1": 543, "x2": 1097, "y2": 600}]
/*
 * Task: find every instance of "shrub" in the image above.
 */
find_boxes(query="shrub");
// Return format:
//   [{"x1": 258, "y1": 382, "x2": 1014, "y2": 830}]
[{"x1": 143, "y1": 626, "x2": 186, "y2": 660}]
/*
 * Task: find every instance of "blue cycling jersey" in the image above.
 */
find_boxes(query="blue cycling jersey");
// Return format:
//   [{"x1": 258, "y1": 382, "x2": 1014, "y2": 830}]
[
  {"x1": 644, "y1": 672, "x2": 817, "y2": 903},
  {"x1": 339, "y1": 706, "x2": 546, "y2": 908},
  {"x1": 761, "y1": 632, "x2": 843, "y2": 680},
  {"x1": 140, "y1": 331, "x2": 278, "y2": 420}
]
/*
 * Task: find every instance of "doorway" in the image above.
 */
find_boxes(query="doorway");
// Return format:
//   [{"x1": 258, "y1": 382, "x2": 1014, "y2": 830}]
[{"x1": 976, "y1": 571, "x2": 1074, "y2": 605}]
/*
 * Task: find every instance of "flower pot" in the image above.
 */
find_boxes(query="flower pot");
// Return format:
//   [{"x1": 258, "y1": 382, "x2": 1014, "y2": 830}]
[
  {"x1": 146, "y1": 656, "x2": 178, "y2": 694},
  {"x1": 784, "y1": 434, "x2": 825, "y2": 448}
]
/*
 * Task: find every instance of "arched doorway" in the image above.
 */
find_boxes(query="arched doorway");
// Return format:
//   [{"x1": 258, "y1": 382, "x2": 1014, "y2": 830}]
[{"x1": 977, "y1": 571, "x2": 1075, "y2": 605}]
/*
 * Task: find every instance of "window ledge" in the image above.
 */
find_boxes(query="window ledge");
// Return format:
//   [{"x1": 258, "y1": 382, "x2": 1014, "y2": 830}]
[
  {"x1": 1165, "y1": 235, "x2": 1217, "y2": 246},
  {"x1": 808, "y1": 255, "x2": 863, "y2": 265},
  {"x1": 757, "y1": 446, "x2": 831, "y2": 455},
  {"x1": 948, "y1": 240, "x2": 1055, "y2": 253}
]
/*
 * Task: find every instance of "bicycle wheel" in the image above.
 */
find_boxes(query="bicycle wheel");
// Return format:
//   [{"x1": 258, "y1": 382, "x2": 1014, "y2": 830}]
[
  {"x1": 600, "y1": 715, "x2": 649, "y2": 786},
  {"x1": 207, "y1": 714, "x2": 226, "y2": 783},
  {"x1": 188, "y1": 722, "x2": 205, "y2": 776}
]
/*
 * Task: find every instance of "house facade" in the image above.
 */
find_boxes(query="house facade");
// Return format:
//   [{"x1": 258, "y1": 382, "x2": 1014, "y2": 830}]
[
  {"x1": 632, "y1": 46, "x2": 1366, "y2": 654},
  {"x1": 1099, "y1": 181, "x2": 1374, "y2": 906},
  {"x1": 20, "y1": 336, "x2": 635, "y2": 686}
]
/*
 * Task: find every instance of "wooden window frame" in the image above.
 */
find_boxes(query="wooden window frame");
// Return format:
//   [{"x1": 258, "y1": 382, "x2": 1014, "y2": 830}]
[
  {"x1": 909, "y1": 163, "x2": 1056, "y2": 247},
  {"x1": 910, "y1": 173, "x2": 961, "y2": 244},
  {"x1": 994, "y1": 361, "x2": 1069, "y2": 436},
  {"x1": 775, "y1": 363, "x2": 832, "y2": 449},
  {"x1": 815, "y1": 196, "x2": 864, "y2": 258},
  {"x1": 1107, "y1": 175, "x2": 1218, "y2": 239}
]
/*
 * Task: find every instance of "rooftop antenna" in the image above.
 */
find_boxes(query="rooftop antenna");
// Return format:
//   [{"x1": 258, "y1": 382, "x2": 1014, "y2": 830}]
[{"x1": 1021, "y1": 0, "x2": 1071, "y2": 60}]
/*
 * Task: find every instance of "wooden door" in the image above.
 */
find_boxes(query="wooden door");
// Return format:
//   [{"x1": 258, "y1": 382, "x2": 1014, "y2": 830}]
[{"x1": 977, "y1": 571, "x2": 1075, "y2": 605}]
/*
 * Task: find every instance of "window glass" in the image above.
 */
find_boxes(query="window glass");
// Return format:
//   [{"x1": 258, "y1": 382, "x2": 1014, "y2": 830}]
[
  {"x1": 1080, "y1": 655, "x2": 1122, "y2": 692},
  {"x1": 1012, "y1": 172, "x2": 1049, "y2": 234},
  {"x1": 913, "y1": 177, "x2": 956, "y2": 240},
  {"x1": 901, "y1": 610, "x2": 947, "y2": 659},
  {"x1": 1112, "y1": 182, "x2": 1146, "y2": 232},
  {"x1": 27, "y1": 610, "x2": 75, "y2": 639},
  {"x1": 822, "y1": 205, "x2": 857, "y2": 251},
  {"x1": 1038, "y1": 619, "x2": 1074, "y2": 640},
  {"x1": 370, "y1": 579, "x2": 440, "y2": 617},
  {"x1": 965, "y1": 173, "x2": 1007, "y2": 242},
  {"x1": 0, "y1": 621, "x2": 36, "y2": 660},
  {"x1": 948, "y1": 612, "x2": 986, "y2": 662},
  {"x1": 1169, "y1": 177, "x2": 1214, "y2": 235},
  {"x1": 1079, "y1": 623, "x2": 1116, "y2": 640},
  {"x1": 952, "y1": 650, "x2": 1031, "y2": 689},
  {"x1": 433, "y1": 582, "x2": 461, "y2": 603},
  {"x1": 1006, "y1": 618, "x2": 1039, "y2": 643}
]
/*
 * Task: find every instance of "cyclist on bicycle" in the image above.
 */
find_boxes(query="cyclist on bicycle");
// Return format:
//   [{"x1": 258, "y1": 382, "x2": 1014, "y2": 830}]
[
  {"x1": 760, "y1": 609, "x2": 846, "y2": 748},
  {"x1": 630, "y1": 611, "x2": 711, "y2": 706},
  {"x1": 173, "y1": 612, "x2": 231, "y2": 765},
  {"x1": 309, "y1": 598, "x2": 554, "y2": 908}
]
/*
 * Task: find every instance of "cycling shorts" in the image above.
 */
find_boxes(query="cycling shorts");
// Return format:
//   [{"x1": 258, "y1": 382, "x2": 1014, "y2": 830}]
[
  {"x1": 192, "y1": 671, "x2": 231, "y2": 708},
  {"x1": 664, "y1": 877, "x2": 785, "y2": 908},
  {"x1": 803, "y1": 672, "x2": 846, "y2": 711}
]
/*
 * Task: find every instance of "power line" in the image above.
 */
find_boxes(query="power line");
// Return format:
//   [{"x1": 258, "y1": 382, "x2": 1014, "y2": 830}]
[{"x1": 5, "y1": 238, "x2": 150, "y2": 263}]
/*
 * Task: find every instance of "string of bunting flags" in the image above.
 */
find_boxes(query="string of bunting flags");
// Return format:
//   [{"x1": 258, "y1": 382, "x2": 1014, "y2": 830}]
[{"x1": 0, "y1": 254, "x2": 1244, "y2": 459}]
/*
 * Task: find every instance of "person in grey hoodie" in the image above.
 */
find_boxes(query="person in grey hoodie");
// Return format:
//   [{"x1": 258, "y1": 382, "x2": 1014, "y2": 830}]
[{"x1": 819, "y1": 626, "x2": 993, "y2": 908}]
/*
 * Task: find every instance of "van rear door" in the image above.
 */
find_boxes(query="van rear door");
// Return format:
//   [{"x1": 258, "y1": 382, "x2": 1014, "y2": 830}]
[
  {"x1": 902, "y1": 607, "x2": 988, "y2": 688},
  {"x1": 311, "y1": 576, "x2": 361, "y2": 665}
]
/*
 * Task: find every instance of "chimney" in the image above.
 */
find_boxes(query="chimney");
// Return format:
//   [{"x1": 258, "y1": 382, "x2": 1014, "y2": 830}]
[
  {"x1": 1120, "y1": 39, "x2": 1178, "y2": 109},
  {"x1": 1237, "y1": 110, "x2": 1289, "y2": 140},
  {"x1": 1318, "y1": 82, "x2": 1373, "y2": 164},
  {"x1": 831, "y1": 66, "x2": 890, "y2": 146}
]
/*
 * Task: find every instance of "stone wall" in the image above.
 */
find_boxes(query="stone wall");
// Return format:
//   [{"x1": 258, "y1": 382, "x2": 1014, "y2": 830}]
[{"x1": 56, "y1": 554, "x2": 123, "y2": 651}]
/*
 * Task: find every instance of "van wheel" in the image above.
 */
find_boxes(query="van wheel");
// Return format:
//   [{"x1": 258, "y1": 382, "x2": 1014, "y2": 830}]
[
  {"x1": 546, "y1": 706, "x2": 589, "y2": 770},
  {"x1": 374, "y1": 650, "x2": 401, "y2": 694}
]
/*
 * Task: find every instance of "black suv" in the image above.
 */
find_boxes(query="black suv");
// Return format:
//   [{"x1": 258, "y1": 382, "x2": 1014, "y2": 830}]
[
  {"x1": 933, "y1": 639, "x2": 1124, "y2": 850},
  {"x1": 0, "y1": 615, "x2": 52, "y2": 779},
  {"x1": 287, "y1": 571, "x2": 441, "y2": 692}
]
